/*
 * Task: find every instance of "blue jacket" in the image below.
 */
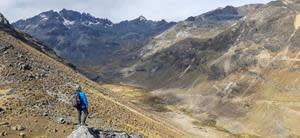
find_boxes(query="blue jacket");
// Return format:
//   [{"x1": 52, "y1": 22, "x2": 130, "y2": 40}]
[{"x1": 78, "y1": 90, "x2": 88, "y2": 110}]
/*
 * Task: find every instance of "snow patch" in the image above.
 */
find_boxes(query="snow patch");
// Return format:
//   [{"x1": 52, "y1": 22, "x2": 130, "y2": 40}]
[
  {"x1": 106, "y1": 23, "x2": 113, "y2": 27},
  {"x1": 63, "y1": 17, "x2": 75, "y2": 26},
  {"x1": 87, "y1": 21, "x2": 100, "y2": 25},
  {"x1": 40, "y1": 14, "x2": 48, "y2": 21},
  {"x1": 84, "y1": 21, "x2": 112, "y2": 28}
]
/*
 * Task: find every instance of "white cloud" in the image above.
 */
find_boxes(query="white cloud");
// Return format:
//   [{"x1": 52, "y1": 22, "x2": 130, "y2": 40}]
[{"x1": 0, "y1": 0, "x2": 272, "y2": 23}]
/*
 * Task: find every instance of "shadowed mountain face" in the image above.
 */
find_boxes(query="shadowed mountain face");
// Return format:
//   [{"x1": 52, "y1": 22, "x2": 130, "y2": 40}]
[{"x1": 13, "y1": 9, "x2": 175, "y2": 80}]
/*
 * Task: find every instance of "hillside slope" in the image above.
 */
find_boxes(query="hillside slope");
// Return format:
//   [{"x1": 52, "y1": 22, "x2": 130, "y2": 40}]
[
  {"x1": 122, "y1": 0, "x2": 300, "y2": 137},
  {"x1": 121, "y1": 4, "x2": 263, "y2": 89},
  {"x1": 140, "y1": 4, "x2": 263, "y2": 58},
  {"x1": 0, "y1": 13, "x2": 185, "y2": 138}
]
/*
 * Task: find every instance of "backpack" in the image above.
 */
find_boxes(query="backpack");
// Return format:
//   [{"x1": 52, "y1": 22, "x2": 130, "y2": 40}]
[{"x1": 70, "y1": 92, "x2": 81, "y2": 107}]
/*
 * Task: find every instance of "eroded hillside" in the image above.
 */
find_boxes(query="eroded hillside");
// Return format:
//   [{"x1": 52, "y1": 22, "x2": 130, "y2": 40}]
[
  {"x1": 121, "y1": 4, "x2": 263, "y2": 89},
  {"x1": 122, "y1": 0, "x2": 300, "y2": 137}
]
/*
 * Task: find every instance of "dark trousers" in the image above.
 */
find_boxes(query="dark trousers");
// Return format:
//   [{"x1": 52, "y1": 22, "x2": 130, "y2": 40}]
[{"x1": 76, "y1": 107, "x2": 88, "y2": 124}]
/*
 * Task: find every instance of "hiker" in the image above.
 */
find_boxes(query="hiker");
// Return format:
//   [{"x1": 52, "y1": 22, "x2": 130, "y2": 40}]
[{"x1": 71, "y1": 85, "x2": 89, "y2": 126}]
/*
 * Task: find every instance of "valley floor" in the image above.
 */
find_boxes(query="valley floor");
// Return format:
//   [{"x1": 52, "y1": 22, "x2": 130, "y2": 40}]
[{"x1": 100, "y1": 84, "x2": 238, "y2": 138}]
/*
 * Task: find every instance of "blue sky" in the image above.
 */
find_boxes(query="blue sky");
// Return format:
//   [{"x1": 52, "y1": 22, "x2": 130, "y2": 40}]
[{"x1": 0, "y1": 0, "x2": 272, "y2": 23}]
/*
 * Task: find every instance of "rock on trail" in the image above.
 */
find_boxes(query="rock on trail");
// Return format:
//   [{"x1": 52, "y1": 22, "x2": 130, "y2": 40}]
[{"x1": 68, "y1": 126, "x2": 141, "y2": 138}]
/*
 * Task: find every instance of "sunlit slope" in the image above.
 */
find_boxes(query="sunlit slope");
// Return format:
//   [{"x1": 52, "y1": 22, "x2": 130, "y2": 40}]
[{"x1": 125, "y1": 0, "x2": 300, "y2": 137}]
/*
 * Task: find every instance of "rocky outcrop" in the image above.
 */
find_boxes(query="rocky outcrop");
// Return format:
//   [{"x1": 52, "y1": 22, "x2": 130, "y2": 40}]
[
  {"x1": 68, "y1": 126, "x2": 141, "y2": 138},
  {"x1": 68, "y1": 126, "x2": 94, "y2": 138},
  {"x1": 0, "y1": 13, "x2": 9, "y2": 26}
]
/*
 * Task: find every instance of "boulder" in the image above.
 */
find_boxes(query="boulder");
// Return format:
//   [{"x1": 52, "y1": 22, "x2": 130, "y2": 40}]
[
  {"x1": 42, "y1": 112, "x2": 48, "y2": 116},
  {"x1": 11, "y1": 125, "x2": 25, "y2": 131},
  {"x1": 68, "y1": 126, "x2": 95, "y2": 138},
  {"x1": 11, "y1": 126, "x2": 17, "y2": 131},
  {"x1": 19, "y1": 132, "x2": 25, "y2": 137},
  {"x1": 20, "y1": 64, "x2": 31, "y2": 71},
  {"x1": 68, "y1": 126, "x2": 141, "y2": 138},
  {"x1": 58, "y1": 117, "x2": 66, "y2": 124},
  {"x1": 16, "y1": 125, "x2": 25, "y2": 131}
]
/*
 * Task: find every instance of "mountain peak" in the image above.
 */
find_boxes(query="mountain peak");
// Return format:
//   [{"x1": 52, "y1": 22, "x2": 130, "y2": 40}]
[
  {"x1": 0, "y1": 13, "x2": 10, "y2": 25},
  {"x1": 40, "y1": 10, "x2": 58, "y2": 16},
  {"x1": 59, "y1": 8, "x2": 80, "y2": 15},
  {"x1": 199, "y1": 5, "x2": 248, "y2": 21},
  {"x1": 58, "y1": 9, "x2": 113, "y2": 26},
  {"x1": 206, "y1": 5, "x2": 239, "y2": 16},
  {"x1": 136, "y1": 15, "x2": 147, "y2": 21},
  {"x1": 223, "y1": 5, "x2": 237, "y2": 12},
  {"x1": 37, "y1": 10, "x2": 61, "y2": 21},
  {"x1": 59, "y1": 9, "x2": 82, "y2": 21}
]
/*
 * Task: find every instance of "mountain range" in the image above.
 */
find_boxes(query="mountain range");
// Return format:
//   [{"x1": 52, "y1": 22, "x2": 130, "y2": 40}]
[
  {"x1": 13, "y1": 9, "x2": 175, "y2": 82},
  {"x1": 13, "y1": 5, "x2": 262, "y2": 88}
]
